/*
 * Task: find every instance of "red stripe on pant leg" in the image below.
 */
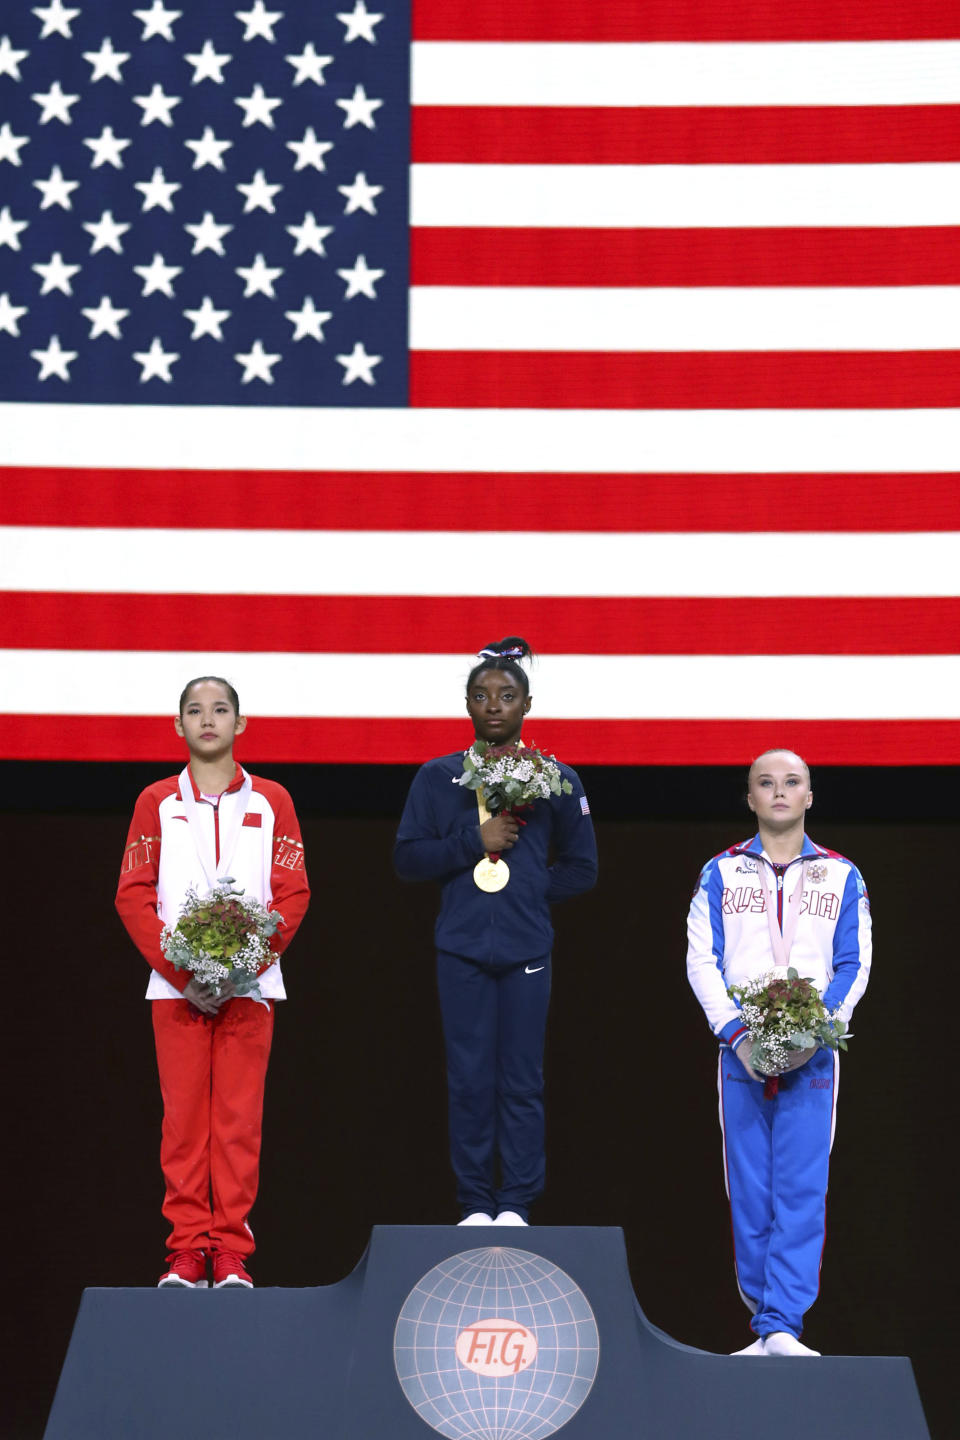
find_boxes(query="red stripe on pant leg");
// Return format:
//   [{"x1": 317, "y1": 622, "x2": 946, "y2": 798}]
[
  {"x1": 719, "y1": 1053, "x2": 762, "y2": 1326},
  {"x1": 818, "y1": 1054, "x2": 840, "y2": 1299}
]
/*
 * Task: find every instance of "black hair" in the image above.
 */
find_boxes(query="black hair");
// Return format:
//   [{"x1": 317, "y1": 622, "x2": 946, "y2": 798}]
[
  {"x1": 179, "y1": 676, "x2": 241, "y2": 717},
  {"x1": 466, "y1": 637, "x2": 535, "y2": 697}
]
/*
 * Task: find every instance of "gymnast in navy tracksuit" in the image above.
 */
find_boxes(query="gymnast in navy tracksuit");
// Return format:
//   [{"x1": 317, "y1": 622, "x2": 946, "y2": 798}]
[{"x1": 394, "y1": 638, "x2": 598, "y2": 1226}]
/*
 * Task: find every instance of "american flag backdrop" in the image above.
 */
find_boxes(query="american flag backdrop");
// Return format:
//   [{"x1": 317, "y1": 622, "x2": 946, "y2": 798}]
[{"x1": 1, "y1": 0, "x2": 958, "y2": 765}]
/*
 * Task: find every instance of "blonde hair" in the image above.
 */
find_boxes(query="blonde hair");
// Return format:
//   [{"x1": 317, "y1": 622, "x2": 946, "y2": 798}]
[{"x1": 748, "y1": 748, "x2": 811, "y2": 784}]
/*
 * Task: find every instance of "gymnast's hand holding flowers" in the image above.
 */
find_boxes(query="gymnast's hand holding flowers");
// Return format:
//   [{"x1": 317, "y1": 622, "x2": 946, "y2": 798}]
[
  {"x1": 161, "y1": 879, "x2": 283, "y2": 1010},
  {"x1": 455, "y1": 740, "x2": 572, "y2": 862},
  {"x1": 727, "y1": 967, "x2": 847, "y2": 1098}
]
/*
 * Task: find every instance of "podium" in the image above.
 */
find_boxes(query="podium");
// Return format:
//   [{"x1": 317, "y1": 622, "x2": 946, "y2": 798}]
[{"x1": 45, "y1": 1226, "x2": 930, "y2": 1439}]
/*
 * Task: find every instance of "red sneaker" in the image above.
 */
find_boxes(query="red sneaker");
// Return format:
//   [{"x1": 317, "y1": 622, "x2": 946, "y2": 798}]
[
  {"x1": 158, "y1": 1250, "x2": 208, "y2": 1288},
  {"x1": 212, "y1": 1250, "x2": 254, "y2": 1289}
]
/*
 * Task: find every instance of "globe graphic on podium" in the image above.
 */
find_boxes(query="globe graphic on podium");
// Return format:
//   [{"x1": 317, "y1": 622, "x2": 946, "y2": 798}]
[{"x1": 394, "y1": 1247, "x2": 600, "y2": 1440}]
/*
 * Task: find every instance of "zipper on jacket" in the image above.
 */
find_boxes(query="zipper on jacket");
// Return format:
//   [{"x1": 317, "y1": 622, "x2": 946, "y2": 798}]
[
  {"x1": 744, "y1": 848, "x2": 811, "y2": 932},
  {"x1": 195, "y1": 787, "x2": 223, "y2": 865},
  {"x1": 773, "y1": 863, "x2": 786, "y2": 928}
]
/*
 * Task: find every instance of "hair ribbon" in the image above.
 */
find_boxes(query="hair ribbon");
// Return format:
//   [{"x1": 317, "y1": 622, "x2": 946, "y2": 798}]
[{"x1": 477, "y1": 646, "x2": 526, "y2": 661}]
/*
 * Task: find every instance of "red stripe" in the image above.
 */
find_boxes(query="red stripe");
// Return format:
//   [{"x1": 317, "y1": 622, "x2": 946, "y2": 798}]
[
  {"x1": 411, "y1": 227, "x2": 960, "y2": 288},
  {"x1": 3, "y1": 470, "x2": 958, "y2": 532},
  {"x1": 4, "y1": 470, "x2": 957, "y2": 532},
  {"x1": 2, "y1": 715, "x2": 957, "y2": 764},
  {"x1": 412, "y1": 0, "x2": 960, "y2": 41},
  {"x1": 410, "y1": 351, "x2": 960, "y2": 409},
  {"x1": 4, "y1": 594, "x2": 957, "y2": 655},
  {"x1": 412, "y1": 106, "x2": 960, "y2": 165}
]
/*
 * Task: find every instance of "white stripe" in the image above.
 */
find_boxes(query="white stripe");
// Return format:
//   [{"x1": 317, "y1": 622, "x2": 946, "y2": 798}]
[
  {"x1": 411, "y1": 163, "x2": 960, "y2": 228},
  {"x1": 3, "y1": 528, "x2": 958, "y2": 597},
  {"x1": 3, "y1": 404, "x2": 958, "y2": 473},
  {"x1": 717, "y1": 1056, "x2": 732, "y2": 1202},
  {"x1": 2, "y1": 651, "x2": 957, "y2": 719},
  {"x1": 410, "y1": 286, "x2": 960, "y2": 353},
  {"x1": 412, "y1": 41, "x2": 960, "y2": 107}
]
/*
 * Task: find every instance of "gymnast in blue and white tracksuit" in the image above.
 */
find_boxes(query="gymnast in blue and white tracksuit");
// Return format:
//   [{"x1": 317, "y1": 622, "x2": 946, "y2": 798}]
[
  {"x1": 686, "y1": 749, "x2": 871, "y2": 1355},
  {"x1": 394, "y1": 639, "x2": 598, "y2": 1224}
]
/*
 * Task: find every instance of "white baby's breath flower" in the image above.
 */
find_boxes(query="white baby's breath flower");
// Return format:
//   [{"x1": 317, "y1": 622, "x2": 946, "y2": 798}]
[
  {"x1": 160, "y1": 880, "x2": 283, "y2": 998},
  {"x1": 727, "y1": 966, "x2": 846, "y2": 1078}
]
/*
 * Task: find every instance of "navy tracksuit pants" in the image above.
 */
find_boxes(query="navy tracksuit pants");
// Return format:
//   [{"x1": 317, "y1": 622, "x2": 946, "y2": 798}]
[
  {"x1": 436, "y1": 949, "x2": 551, "y2": 1220},
  {"x1": 719, "y1": 1045, "x2": 839, "y2": 1339}
]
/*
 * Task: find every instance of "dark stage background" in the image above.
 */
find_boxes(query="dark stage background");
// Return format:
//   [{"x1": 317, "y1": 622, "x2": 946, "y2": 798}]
[{"x1": 3, "y1": 761, "x2": 956, "y2": 1440}]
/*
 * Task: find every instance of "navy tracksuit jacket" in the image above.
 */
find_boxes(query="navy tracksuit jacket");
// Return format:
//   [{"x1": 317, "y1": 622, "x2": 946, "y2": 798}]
[{"x1": 394, "y1": 751, "x2": 598, "y2": 961}]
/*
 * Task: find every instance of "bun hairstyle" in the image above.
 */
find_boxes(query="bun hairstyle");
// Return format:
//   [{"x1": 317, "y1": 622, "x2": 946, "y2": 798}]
[
  {"x1": 179, "y1": 675, "x2": 241, "y2": 717},
  {"x1": 466, "y1": 636, "x2": 535, "y2": 697}
]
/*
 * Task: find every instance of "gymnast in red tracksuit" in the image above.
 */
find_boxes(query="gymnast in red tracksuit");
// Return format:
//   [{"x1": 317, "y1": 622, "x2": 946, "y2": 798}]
[{"x1": 116, "y1": 676, "x2": 309, "y2": 1290}]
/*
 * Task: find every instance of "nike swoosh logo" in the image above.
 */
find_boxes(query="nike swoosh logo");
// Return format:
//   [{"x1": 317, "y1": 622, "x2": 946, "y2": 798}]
[{"x1": 524, "y1": 965, "x2": 545, "y2": 974}]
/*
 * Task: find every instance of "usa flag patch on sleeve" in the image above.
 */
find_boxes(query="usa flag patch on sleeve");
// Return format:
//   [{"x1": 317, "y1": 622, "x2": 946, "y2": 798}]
[{"x1": 580, "y1": 796, "x2": 591, "y2": 816}]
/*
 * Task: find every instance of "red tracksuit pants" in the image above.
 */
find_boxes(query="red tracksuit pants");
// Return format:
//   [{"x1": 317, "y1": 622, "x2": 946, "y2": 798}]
[{"x1": 152, "y1": 998, "x2": 274, "y2": 1259}]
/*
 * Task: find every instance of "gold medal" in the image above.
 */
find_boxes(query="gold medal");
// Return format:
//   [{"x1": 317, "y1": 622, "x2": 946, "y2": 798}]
[
  {"x1": 473, "y1": 785, "x2": 510, "y2": 890},
  {"x1": 474, "y1": 857, "x2": 510, "y2": 892}
]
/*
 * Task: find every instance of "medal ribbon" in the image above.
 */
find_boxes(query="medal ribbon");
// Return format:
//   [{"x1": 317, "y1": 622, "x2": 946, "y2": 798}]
[
  {"x1": 179, "y1": 765, "x2": 253, "y2": 891},
  {"x1": 473, "y1": 739, "x2": 525, "y2": 863},
  {"x1": 754, "y1": 854, "x2": 808, "y2": 971},
  {"x1": 475, "y1": 789, "x2": 503, "y2": 862},
  {"x1": 752, "y1": 853, "x2": 809, "y2": 1098}
]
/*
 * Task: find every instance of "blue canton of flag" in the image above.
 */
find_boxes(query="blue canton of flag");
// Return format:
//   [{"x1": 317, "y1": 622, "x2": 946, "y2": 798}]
[{"x1": 0, "y1": 0, "x2": 409, "y2": 405}]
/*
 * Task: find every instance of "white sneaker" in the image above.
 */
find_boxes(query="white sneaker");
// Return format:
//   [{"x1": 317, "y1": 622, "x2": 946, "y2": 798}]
[
  {"x1": 458, "y1": 1212, "x2": 494, "y2": 1226},
  {"x1": 493, "y1": 1211, "x2": 528, "y2": 1226},
  {"x1": 763, "y1": 1331, "x2": 820, "y2": 1357},
  {"x1": 731, "y1": 1337, "x2": 766, "y2": 1356}
]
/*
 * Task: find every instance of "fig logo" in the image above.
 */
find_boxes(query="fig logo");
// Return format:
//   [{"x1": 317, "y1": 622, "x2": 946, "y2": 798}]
[
  {"x1": 455, "y1": 1318, "x2": 538, "y2": 1377},
  {"x1": 394, "y1": 1247, "x2": 600, "y2": 1440}
]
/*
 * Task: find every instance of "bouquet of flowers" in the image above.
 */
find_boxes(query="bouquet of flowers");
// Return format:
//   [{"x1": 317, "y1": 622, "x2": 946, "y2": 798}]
[
  {"x1": 727, "y1": 967, "x2": 847, "y2": 1095},
  {"x1": 161, "y1": 879, "x2": 283, "y2": 1001},
  {"x1": 454, "y1": 740, "x2": 573, "y2": 814}
]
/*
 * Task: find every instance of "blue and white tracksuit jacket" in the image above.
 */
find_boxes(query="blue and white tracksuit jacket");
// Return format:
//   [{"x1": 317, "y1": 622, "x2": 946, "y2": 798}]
[
  {"x1": 687, "y1": 834, "x2": 871, "y2": 1340},
  {"x1": 394, "y1": 751, "x2": 598, "y2": 1218}
]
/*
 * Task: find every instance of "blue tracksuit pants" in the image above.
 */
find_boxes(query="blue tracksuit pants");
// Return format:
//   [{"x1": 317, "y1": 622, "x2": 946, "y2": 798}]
[
  {"x1": 718, "y1": 1045, "x2": 838, "y2": 1339},
  {"x1": 436, "y1": 950, "x2": 551, "y2": 1220}
]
